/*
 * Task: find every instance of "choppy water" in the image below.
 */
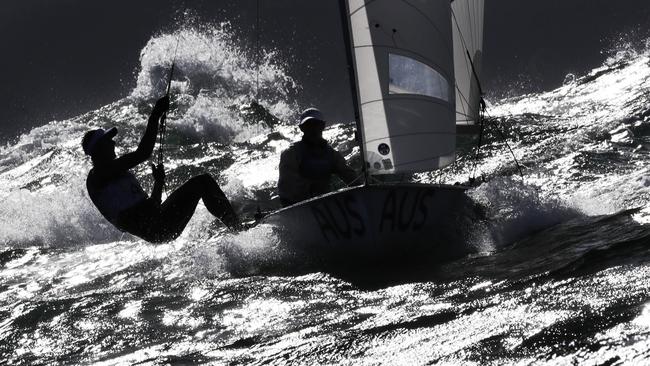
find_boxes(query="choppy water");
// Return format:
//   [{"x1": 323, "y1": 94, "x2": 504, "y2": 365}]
[{"x1": 2, "y1": 25, "x2": 650, "y2": 365}]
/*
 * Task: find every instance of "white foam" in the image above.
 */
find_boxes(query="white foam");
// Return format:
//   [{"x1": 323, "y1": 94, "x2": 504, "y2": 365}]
[
  {"x1": 128, "y1": 26, "x2": 297, "y2": 147},
  {"x1": 0, "y1": 177, "x2": 125, "y2": 248},
  {"x1": 468, "y1": 177, "x2": 580, "y2": 246}
]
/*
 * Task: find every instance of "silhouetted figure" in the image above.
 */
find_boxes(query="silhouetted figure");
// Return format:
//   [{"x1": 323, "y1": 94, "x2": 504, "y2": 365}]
[
  {"x1": 278, "y1": 108, "x2": 358, "y2": 207},
  {"x1": 83, "y1": 96, "x2": 239, "y2": 243}
]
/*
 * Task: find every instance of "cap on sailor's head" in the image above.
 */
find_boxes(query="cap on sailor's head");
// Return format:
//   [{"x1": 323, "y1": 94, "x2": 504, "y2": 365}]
[
  {"x1": 82, "y1": 127, "x2": 117, "y2": 156},
  {"x1": 298, "y1": 108, "x2": 325, "y2": 127}
]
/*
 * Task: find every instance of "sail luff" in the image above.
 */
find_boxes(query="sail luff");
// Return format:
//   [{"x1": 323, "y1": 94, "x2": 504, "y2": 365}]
[{"x1": 338, "y1": 0, "x2": 369, "y2": 183}]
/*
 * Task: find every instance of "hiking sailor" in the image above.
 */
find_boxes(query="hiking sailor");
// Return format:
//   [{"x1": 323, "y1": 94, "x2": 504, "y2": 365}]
[
  {"x1": 278, "y1": 108, "x2": 358, "y2": 207},
  {"x1": 82, "y1": 96, "x2": 240, "y2": 243}
]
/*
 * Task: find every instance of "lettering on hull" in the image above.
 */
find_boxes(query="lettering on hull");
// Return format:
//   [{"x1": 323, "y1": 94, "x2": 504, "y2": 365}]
[
  {"x1": 311, "y1": 194, "x2": 366, "y2": 243},
  {"x1": 379, "y1": 189, "x2": 435, "y2": 232},
  {"x1": 310, "y1": 189, "x2": 437, "y2": 242}
]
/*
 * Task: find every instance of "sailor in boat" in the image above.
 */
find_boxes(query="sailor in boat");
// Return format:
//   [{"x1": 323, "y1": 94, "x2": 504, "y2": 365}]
[
  {"x1": 82, "y1": 96, "x2": 240, "y2": 243},
  {"x1": 278, "y1": 108, "x2": 358, "y2": 207}
]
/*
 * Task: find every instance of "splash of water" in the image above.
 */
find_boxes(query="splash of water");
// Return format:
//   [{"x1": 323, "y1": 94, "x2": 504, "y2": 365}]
[{"x1": 0, "y1": 24, "x2": 299, "y2": 250}]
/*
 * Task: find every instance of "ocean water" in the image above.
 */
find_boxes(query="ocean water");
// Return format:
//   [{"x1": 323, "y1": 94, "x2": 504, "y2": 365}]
[{"x1": 1, "y1": 25, "x2": 650, "y2": 365}]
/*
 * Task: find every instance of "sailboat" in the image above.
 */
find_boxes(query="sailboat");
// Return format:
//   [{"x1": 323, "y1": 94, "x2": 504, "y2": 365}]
[{"x1": 260, "y1": 0, "x2": 485, "y2": 264}]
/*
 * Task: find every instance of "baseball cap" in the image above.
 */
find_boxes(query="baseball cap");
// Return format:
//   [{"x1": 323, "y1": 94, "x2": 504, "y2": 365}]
[
  {"x1": 82, "y1": 127, "x2": 117, "y2": 156},
  {"x1": 299, "y1": 108, "x2": 325, "y2": 127}
]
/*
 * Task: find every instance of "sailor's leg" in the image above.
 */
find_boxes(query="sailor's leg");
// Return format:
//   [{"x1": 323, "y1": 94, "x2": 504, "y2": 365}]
[
  {"x1": 157, "y1": 183, "x2": 202, "y2": 241},
  {"x1": 161, "y1": 174, "x2": 239, "y2": 235},
  {"x1": 193, "y1": 174, "x2": 240, "y2": 229}
]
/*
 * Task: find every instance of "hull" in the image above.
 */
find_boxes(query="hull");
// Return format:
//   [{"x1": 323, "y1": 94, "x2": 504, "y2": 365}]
[{"x1": 261, "y1": 183, "x2": 479, "y2": 266}]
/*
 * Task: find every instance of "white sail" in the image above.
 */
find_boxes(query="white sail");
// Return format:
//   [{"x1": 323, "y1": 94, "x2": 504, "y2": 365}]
[
  {"x1": 452, "y1": 0, "x2": 485, "y2": 128},
  {"x1": 345, "y1": 0, "x2": 456, "y2": 174}
]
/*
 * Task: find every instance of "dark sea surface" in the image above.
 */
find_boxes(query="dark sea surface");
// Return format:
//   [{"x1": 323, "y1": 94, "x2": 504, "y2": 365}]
[{"x1": 1, "y1": 27, "x2": 650, "y2": 365}]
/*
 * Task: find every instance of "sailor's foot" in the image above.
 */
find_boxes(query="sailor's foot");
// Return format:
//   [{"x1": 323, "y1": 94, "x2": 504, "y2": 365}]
[{"x1": 220, "y1": 212, "x2": 242, "y2": 232}]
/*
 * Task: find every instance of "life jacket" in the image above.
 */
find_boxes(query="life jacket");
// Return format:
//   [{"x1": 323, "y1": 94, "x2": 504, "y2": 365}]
[
  {"x1": 295, "y1": 140, "x2": 336, "y2": 181},
  {"x1": 86, "y1": 169, "x2": 148, "y2": 225}
]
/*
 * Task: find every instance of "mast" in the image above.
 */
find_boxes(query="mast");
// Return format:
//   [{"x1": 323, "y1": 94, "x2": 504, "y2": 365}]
[{"x1": 338, "y1": 0, "x2": 369, "y2": 185}]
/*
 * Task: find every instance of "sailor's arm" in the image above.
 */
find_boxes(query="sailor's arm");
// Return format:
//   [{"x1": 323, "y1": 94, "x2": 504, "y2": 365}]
[
  {"x1": 333, "y1": 149, "x2": 358, "y2": 185},
  {"x1": 278, "y1": 147, "x2": 304, "y2": 205},
  {"x1": 134, "y1": 97, "x2": 168, "y2": 160},
  {"x1": 110, "y1": 96, "x2": 169, "y2": 172},
  {"x1": 150, "y1": 163, "x2": 165, "y2": 204}
]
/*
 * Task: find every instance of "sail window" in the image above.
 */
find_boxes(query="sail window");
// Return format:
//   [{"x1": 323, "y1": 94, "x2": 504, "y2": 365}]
[{"x1": 388, "y1": 54, "x2": 450, "y2": 102}]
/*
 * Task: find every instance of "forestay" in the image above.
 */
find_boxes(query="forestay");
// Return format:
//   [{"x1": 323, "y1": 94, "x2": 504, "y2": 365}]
[
  {"x1": 344, "y1": 0, "x2": 456, "y2": 174},
  {"x1": 452, "y1": 0, "x2": 485, "y2": 129}
]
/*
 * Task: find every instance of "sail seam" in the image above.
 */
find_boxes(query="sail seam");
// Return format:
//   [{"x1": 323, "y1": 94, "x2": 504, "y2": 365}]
[
  {"x1": 349, "y1": 0, "x2": 454, "y2": 55},
  {"x1": 364, "y1": 132, "x2": 456, "y2": 144},
  {"x1": 398, "y1": 0, "x2": 454, "y2": 55},
  {"x1": 390, "y1": 149, "x2": 457, "y2": 168},
  {"x1": 360, "y1": 97, "x2": 453, "y2": 109},
  {"x1": 348, "y1": 0, "x2": 378, "y2": 17}
]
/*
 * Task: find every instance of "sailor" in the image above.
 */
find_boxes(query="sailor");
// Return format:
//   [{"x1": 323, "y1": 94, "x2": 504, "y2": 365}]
[
  {"x1": 82, "y1": 96, "x2": 240, "y2": 243},
  {"x1": 278, "y1": 108, "x2": 358, "y2": 207}
]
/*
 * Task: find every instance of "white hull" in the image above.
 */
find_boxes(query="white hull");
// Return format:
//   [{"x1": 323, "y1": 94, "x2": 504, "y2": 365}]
[{"x1": 262, "y1": 183, "x2": 478, "y2": 266}]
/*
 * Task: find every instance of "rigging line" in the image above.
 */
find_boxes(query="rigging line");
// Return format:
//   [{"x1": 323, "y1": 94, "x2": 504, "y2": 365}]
[
  {"x1": 157, "y1": 36, "x2": 180, "y2": 170},
  {"x1": 450, "y1": 8, "x2": 471, "y2": 57},
  {"x1": 455, "y1": 82, "x2": 471, "y2": 104},
  {"x1": 485, "y1": 110, "x2": 525, "y2": 180},
  {"x1": 451, "y1": 9, "x2": 482, "y2": 102},
  {"x1": 470, "y1": 107, "x2": 486, "y2": 180},
  {"x1": 455, "y1": 1, "x2": 473, "y2": 53},
  {"x1": 466, "y1": 50, "x2": 484, "y2": 96},
  {"x1": 455, "y1": 83, "x2": 473, "y2": 122},
  {"x1": 451, "y1": 8, "x2": 478, "y2": 103},
  {"x1": 466, "y1": 0, "x2": 476, "y2": 53},
  {"x1": 256, "y1": 0, "x2": 261, "y2": 101},
  {"x1": 455, "y1": 8, "x2": 483, "y2": 99},
  {"x1": 346, "y1": 173, "x2": 367, "y2": 187},
  {"x1": 452, "y1": 33, "x2": 485, "y2": 127}
]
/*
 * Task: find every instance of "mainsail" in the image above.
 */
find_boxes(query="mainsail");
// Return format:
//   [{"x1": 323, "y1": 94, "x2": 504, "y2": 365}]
[
  {"x1": 452, "y1": 0, "x2": 485, "y2": 129},
  {"x1": 342, "y1": 0, "x2": 485, "y2": 175},
  {"x1": 344, "y1": 0, "x2": 456, "y2": 175}
]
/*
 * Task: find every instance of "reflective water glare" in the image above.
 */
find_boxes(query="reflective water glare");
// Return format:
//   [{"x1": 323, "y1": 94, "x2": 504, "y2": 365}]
[{"x1": 2, "y1": 27, "x2": 650, "y2": 365}]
